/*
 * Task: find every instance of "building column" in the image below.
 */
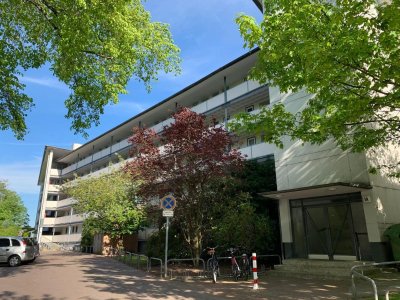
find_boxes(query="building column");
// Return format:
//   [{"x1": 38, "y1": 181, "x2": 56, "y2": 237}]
[{"x1": 279, "y1": 198, "x2": 293, "y2": 259}]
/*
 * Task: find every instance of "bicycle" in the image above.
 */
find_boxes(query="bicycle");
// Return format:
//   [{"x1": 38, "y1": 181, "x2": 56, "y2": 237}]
[
  {"x1": 230, "y1": 249, "x2": 241, "y2": 281},
  {"x1": 230, "y1": 248, "x2": 250, "y2": 281},
  {"x1": 239, "y1": 253, "x2": 250, "y2": 280},
  {"x1": 205, "y1": 247, "x2": 219, "y2": 283}
]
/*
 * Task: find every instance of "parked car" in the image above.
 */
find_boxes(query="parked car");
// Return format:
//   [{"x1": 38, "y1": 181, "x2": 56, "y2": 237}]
[{"x1": 0, "y1": 236, "x2": 36, "y2": 267}]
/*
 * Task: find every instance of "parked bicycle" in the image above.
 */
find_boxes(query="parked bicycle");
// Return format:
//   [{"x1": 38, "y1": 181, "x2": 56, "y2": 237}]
[
  {"x1": 204, "y1": 246, "x2": 219, "y2": 283},
  {"x1": 230, "y1": 248, "x2": 250, "y2": 281},
  {"x1": 239, "y1": 253, "x2": 250, "y2": 280}
]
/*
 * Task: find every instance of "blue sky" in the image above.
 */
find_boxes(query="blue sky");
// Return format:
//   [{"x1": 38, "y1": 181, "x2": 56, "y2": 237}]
[{"x1": 0, "y1": 1, "x2": 262, "y2": 226}]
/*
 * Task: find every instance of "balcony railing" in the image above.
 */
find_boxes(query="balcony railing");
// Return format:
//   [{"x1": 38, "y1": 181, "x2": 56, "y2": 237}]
[
  {"x1": 50, "y1": 169, "x2": 61, "y2": 176},
  {"x1": 239, "y1": 142, "x2": 276, "y2": 160},
  {"x1": 42, "y1": 214, "x2": 83, "y2": 226},
  {"x1": 50, "y1": 234, "x2": 81, "y2": 243}
]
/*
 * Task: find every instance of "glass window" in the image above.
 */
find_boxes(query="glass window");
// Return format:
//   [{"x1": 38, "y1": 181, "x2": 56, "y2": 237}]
[
  {"x1": 245, "y1": 105, "x2": 254, "y2": 113},
  {"x1": 11, "y1": 239, "x2": 20, "y2": 246},
  {"x1": 247, "y1": 137, "x2": 256, "y2": 146},
  {"x1": 0, "y1": 238, "x2": 10, "y2": 247}
]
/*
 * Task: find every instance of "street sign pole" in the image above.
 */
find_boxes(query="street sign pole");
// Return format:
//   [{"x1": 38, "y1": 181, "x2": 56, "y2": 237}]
[
  {"x1": 160, "y1": 194, "x2": 176, "y2": 278},
  {"x1": 164, "y1": 216, "x2": 169, "y2": 278}
]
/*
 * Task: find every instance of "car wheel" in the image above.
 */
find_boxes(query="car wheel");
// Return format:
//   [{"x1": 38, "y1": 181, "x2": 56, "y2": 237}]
[{"x1": 8, "y1": 255, "x2": 21, "y2": 267}]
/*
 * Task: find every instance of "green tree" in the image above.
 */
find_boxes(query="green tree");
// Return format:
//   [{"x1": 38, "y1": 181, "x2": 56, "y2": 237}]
[
  {"x1": 63, "y1": 170, "x2": 145, "y2": 245},
  {"x1": 1, "y1": 0, "x2": 180, "y2": 139},
  {"x1": 0, "y1": 181, "x2": 28, "y2": 235},
  {"x1": 232, "y1": 0, "x2": 400, "y2": 175},
  {"x1": 213, "y1": 198, "x2": 273, "y2": 254}
]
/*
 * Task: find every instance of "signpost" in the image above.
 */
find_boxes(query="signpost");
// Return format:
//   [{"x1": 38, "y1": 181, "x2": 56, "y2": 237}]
[{"x1": 160, "y1": 194, "x2": 176, "y2": 278}]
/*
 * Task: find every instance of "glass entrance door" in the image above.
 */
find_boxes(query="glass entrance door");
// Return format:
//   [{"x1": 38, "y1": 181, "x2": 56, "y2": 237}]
[{"x1": 305, "y1": 204, "x2": 355, "y2": 260}]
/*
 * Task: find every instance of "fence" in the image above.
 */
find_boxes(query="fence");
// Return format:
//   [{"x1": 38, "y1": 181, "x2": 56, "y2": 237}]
[{"x1": 74, "y1": 246, "x2": 281, "y2": 281}]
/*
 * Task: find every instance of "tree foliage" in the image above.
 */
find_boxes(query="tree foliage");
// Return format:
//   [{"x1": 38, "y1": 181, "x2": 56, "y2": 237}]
[
  {"x1": 125, "y1": 107, "x2": 244, "y2": 260},
  {"x1": 0, "y1": 0, "x2": 180, "y2": 139},
  {"x1": 213, "y1": 198, "x2": 273, "y2": 254},
  {"x1": 63, "y1": 170, "x2": 144, "y2": 241},
  {"x1": 0, "y1": 181, "x2": 28, "y2": 235},
  {"x1": 232, "y1": 0, "x2": 400, "y2": 174}
]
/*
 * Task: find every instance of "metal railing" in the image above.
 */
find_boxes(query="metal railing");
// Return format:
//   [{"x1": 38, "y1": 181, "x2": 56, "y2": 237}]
[
  {"x1": 351, "y1": 261, "x2": 400, "y2": 300},
  {"x1": 149, "y1": 257, "x2": 163, "y2": 278},
  {"x1": 166, "y1": 258, "x2": 206, "y2": 279}
]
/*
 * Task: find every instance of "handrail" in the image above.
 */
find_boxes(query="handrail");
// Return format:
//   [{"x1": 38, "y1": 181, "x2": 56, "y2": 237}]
[
  {"x1": 149, "y1": 257, "x2": 163, "y2": 278},
  {"x1": 351, "y1": 261, "x2": 400, "y2": 300}
]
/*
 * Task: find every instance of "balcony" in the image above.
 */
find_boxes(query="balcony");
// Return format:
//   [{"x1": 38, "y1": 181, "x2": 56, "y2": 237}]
[
  {"x1": 239, "y1": 142, "x2": 276, "y2": 160},
  {"x1": 56, "y1": 197, "x2": 76, "y2": 208},
  {"x1": 50, "y1": 169, "x2": 61, "y2": 176},
  {"x1": 54, "y1": 214, "x2": 83, "y2": 225},
  {"x1": 45, "y1": 201, "x2": 58, "y2": 209},
  {"x1": 47, "y1": 184, "x2": 60, "y2": 192},
  {"x1": 191, "y1": 80, "x2": 262, "y2": 115},
  {"x1": 45, "y1": 234, "x2": 81, "y2": 243},
  {"x1": 42, "y1": 214, "x2": 83, "y2": 226}
]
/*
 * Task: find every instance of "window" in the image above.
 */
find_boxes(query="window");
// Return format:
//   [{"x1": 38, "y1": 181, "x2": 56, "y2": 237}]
[
  {"x1": 0, "y1": 238, "x2": 10, "y2": 247},
  {"x1": 247, "y1": 137, "x2": 256, "y2": 146},
  {"x1": 245, "y1": 105, "x2": 254, "y2": 113},
  {"x1": 11, "y1": 239, "x2": 20, "y2": 246}
]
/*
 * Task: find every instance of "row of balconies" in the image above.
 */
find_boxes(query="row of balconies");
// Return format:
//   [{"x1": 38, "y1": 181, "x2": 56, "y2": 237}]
[{"x1": 60, "y1": 80, "x2": 263, "y2": 176}]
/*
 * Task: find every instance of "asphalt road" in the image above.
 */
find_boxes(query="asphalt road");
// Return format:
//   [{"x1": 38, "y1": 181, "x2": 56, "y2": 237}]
[{"x1": 0, "y1": 252, "x2": 352, "y2": 300}]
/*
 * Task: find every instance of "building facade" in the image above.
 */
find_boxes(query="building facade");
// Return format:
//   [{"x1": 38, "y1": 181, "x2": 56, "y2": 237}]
[{"x1": 35, "y1": 49, "x2": 400, "y2": 261}]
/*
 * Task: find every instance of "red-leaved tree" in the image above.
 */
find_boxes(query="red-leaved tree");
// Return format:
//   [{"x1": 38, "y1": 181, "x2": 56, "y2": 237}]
[{"x1": 125, "y1": 107, "x2": 244, "y2": 260}]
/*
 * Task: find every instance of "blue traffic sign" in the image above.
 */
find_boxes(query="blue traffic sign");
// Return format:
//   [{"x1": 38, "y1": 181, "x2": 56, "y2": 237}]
[{"x1": 161, "y1": 194, "x2": 176, "y2": 210}]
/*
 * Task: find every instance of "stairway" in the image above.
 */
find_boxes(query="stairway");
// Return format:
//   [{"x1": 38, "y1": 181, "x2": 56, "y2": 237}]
[{"x1": 269, "y1": 259, "x2": 368, "y2": 279}]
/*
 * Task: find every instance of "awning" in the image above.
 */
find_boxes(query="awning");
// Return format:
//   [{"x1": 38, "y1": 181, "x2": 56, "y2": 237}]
[{"x1": 260, "y1": 182, "x2": 372, "y2": 200}]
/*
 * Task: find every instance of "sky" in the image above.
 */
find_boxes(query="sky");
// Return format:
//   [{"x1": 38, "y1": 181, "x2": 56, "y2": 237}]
[{"x1": 0, "y1": 1, "x2": 262, "y2": 227}]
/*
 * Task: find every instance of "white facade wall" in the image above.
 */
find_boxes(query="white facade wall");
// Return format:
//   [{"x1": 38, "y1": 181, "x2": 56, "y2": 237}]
[{"x1": 270, "y1": 86, "x2": 400, "y2": 246}]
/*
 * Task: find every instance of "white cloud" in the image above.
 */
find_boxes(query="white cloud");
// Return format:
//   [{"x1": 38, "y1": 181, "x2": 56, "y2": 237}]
[
  {"x1": 0, "y1": 158, "x2": 41, "y2": 195},
  {"x1": 19, "y1": 76, "x2": 68, "y2": 90}
]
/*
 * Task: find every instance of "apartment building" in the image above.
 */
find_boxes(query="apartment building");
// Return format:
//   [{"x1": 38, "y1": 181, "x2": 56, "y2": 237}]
[
  {"x1": 35, "y1": 49, "x2": 271, "y2": 248},
  {"x1": 35, "y1": 47, "x2": 400, "y2": 262}
]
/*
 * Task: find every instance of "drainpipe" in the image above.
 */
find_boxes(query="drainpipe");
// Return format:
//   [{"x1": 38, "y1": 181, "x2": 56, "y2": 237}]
[{"x1": 224, "y1": 76, "x2": 228, "y2": 128}]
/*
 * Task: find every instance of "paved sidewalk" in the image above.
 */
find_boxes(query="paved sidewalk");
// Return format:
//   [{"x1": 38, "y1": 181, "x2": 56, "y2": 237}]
[{"x1": 0, "y1": 252, "x2": 354, "y2": 299}]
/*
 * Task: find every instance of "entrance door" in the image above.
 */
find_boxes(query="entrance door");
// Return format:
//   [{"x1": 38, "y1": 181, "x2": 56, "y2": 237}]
[{"x1": 305, "y1": 204, "x2": 356, "y2": 260}]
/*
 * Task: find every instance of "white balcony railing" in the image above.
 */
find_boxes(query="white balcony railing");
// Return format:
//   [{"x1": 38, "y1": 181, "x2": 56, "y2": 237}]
[
  {"x1": 47, "y1": 184, "x2": 60, "y2": 192},
  {"x1": 239, "y1": 143, "x2": 276, "y2": 160},
  {"x1": 42, "y1": 214, "x2": 83, "y2": 226},
  {"x1": 45, "y1": 201, "x2": 57, "y2": 209},
  {"x1": 54, "y1": 214, "x2": 83, "y2": 225},
  {"x1": 51, "y1": 234, "x2": 81, "y2": 243},
  {"x1": 50, "y1": 169, "x2": 61, "y2": 176},
  {"x1": 56, "y1": 197, "x2": 76, "y2": 208}
]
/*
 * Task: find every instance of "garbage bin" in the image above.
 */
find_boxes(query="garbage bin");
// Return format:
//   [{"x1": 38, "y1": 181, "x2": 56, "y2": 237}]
[{"x1": 383, "y1": 224, "x2": 400, "y2": 261}]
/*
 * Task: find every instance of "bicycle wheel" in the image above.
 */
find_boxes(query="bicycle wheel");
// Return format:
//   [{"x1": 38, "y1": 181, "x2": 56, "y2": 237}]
[
  {"x1": 243, "y1": 262, "x2": 249, "y2": 280},
  {"x1": 232, "y1": 265, "x2": 240, "y2": 281},
  {"x1": 211, "y1": 262, "x2": 218, "y2": 283}
]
